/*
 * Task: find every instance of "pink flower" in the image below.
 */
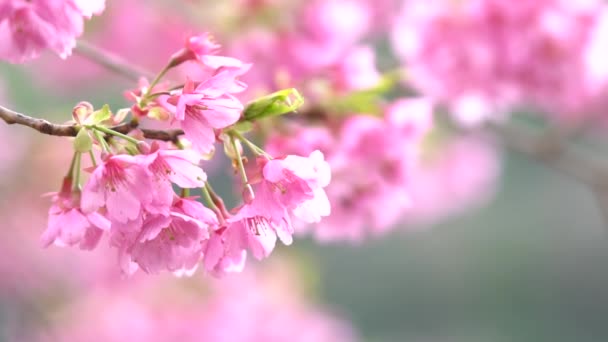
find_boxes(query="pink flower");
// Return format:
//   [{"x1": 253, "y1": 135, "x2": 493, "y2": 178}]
[
  {"x1": 262, "y1": 151, "x2": 332, "y2": 223},
  {"x1": 300, "y1": 0, "x2": 370, "y2": 48},
  {"x1": 41, "y1": 177, "x2": 110, "y2": 250},
  {"x1": 0, "y1": 0, "x2": 105, "y2": 63},
  {"x1": 170, "y1": 32, "x2": 250, "y2": 70},
  {"x1": 236, "y1": 151, "x2": 331, "y2": 246},
  {"x1": 402, "y1": 136, "x2": 500, "y2": 226},
  {"x1": 167, "y1": 71, "x2": 247, "y2": 153},
  {"x1": 81, "y1": 154, "x2": 170, "y2": 224},
  {"x1": 138, "y1": 142, "x2": 207, "y2": 188},
  {"x1": 265, "y1": 99, "x2": 433, "y2": 242},
  {"x1": 332, "y1": 45, "x2": 381, "y2": 92},
  {"x1": 392, "y1": 0, "x2": 608, "y2": 121},
  {"x1": 116, "y1": 198, "x2": 218, "y2": 275},
  {"x1": 202, "y1": 224, "x2": 248, "y2": 277}
]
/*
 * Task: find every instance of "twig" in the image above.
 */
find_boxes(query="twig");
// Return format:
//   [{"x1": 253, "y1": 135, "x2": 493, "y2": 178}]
[
  {"x1": 488, "y1": 121, "x2": 608, "y2": 226},
  {"x1": 74, "y1": 41, "x2": 155, "y2": 81},
  {"x1": 0, "y1": 105, "x2": 183, "y2": 142},
  {"x1": 489, "y1": 122, "x2": 608, "y2": 187}
]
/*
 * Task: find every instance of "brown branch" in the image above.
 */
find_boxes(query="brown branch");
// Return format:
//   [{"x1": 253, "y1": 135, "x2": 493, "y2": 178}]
[
  {"x1": 488, "y1": 121, "x2": 608, "y2": 227},
  {"x1": 74, "y1": 41, "x2": 155, "y2": 82},
  {"x1": 0, "y1": 105, "x2": 183, "y2": 142},
  {"x1": 489, "y1": 123, "x2": 608, "y2": 187}
]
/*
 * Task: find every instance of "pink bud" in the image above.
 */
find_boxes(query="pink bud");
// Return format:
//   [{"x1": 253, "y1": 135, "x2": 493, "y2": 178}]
[
  {"x1": 72, "y1": 101, "x2": 94, "y2": 125},
  {"x1": 137, "y1": 141, "x2": 151, "y2": 154}
]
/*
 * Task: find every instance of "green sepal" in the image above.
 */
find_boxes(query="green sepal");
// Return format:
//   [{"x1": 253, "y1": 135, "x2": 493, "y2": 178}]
[
  {"x1": 232, "y1": 120, "x2": 254, "y2": 133},
  {"x1": 84, "y1": 104, "x2": 112, "y2": 126},
  {"x1": 243, "y1": 88, "x2": 304, "y2": 121},
  {"x1": 73, "y1": 128, "x2": 93, "y2": 153}
]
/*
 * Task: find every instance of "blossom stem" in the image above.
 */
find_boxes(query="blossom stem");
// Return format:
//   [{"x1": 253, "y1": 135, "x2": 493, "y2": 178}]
[
  {"x1": 71, "y1": 152, "x2": 82, "y2": 192},
  {"x1": 93, "y1": 130, "x2": 112, "y2": 153},
  {"x1": 205, "y1": 182, "x2": 231, "y2": 220},
  {"x1": 74, "y1": 40, "x2": 155, "y2": 81},
  {"x1": 181, "y1": 188, "x2": 190, "y2": 197},
  {"x1": 230, "y1": 130, "x2": 271, "y2": 158},
  {"x1": 89, "y1": 150, "x2": 97, "y2": 167},
  {"x1": 91, "y1": 125, "x2": 140, "y2": 145},
  {"x1": 230, "y1": 134, "x2": 250, "y2": 185},
  {"x1": 201, "y1": 185, "x2": 218, "y2": 211},
  {"x1": 143, "y1": 64, "x2": 172, "y2": 100},
  {"x1": 66, "y1": 151, "x2": 79, "y2": 180}
]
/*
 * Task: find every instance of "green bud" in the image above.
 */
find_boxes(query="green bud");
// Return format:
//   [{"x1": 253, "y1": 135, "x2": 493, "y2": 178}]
[
  {"x1": 243, "y1": 88, "x2": 304, "y2": 121},
  {"x1": 74, "y1": 128, "x2": 93, "y2": 153}
]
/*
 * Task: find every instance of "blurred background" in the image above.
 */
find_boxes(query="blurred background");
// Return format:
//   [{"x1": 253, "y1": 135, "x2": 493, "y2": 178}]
[{"x1": 2, "y1": 0, "x2": 608, "y2": 341}]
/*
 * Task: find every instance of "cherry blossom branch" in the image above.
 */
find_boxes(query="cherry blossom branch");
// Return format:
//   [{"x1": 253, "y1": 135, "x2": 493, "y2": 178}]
[
  {"x1": 0, "y1": 104, "x2": 183, "y2": 142},
  {"x1": 488, "y1": 122, "x2": 608, "y2": 225},
  {"x1": 490, "y1": 122, "x2": 608, "y2": 187},
  {"x1": 74, "y1": 41, "x2": 155, "y2": 81}
]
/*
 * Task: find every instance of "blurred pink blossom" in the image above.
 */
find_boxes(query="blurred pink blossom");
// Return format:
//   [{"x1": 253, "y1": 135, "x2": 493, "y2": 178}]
[
  {"x1": 0, "y1": 0, "x2": 105, "y2": 63},
  {"x1": 404, "y1": 136, "x2": 501, "y2": 226},
  {"x1": 392, "y1": 0, "x2": 608, "y2": 122},
  {"x1": 266, "y1": 99, "x2": 433, "y2": 241},
  {"x1": 32, "y1": 262, "x2": 358, "y2": 342}
]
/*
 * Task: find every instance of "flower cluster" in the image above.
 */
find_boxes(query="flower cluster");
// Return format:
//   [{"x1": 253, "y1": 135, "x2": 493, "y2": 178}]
[
  {"x1": 266, "y1": 99, "x2": 432, "y2": 241},
  {"x1": 392, "y1": 0, "x2": 608, "y2": 123},
  {"x1": 0, "y1": 0, "x2": 105, "y2": 63},
  {"x1": 40, "y1": 36, "x2": 332, "y2": 277},
  {"x1": 31, "y1": 263, "x2": 358, "y2": 342}
]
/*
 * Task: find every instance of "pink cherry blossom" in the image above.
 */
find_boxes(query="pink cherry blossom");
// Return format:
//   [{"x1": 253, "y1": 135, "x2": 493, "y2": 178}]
[
  {"x1": 138, "y1": 142, "x2": 207, "y2": 188},
  {"x1": 116, "y1": 197, "x2": 218, "y2": 275},
  {"x1": 202, "y1": 225, "x2": 248, "y2": 277},
  {"x1": 167, "y1": 71, "x2": 247, "y2": 153},
  {"x1": 31, "y1": 262, "x2": 359, "y2": 342},
  {"x1": 41, "y1": 177, "x2": 110, "y2": 250},
  {"x1": 81, "y1": 154, "x2": 169, "y2": 224},
  {"x1": 171, "y1": 32, "x2": 250, "y2": 70},
  {"x1": 262, "y1": 151, "x2": 332, "y2": 223},
  {"x1": 392, "y1": 0, "x2": 608, "y2": 122},
  {"x1": 265, "y1": 98, "x2": 432, "y2": 242},
  {"x1": 402, "y1": 136, "x2": 500, "y2": 226},
  {"x1": 332, "y1": 45, "x2": 381, "y2": 92},
  {"x1": 0, "y1": 0, "x2": 105, "y2": 63}
]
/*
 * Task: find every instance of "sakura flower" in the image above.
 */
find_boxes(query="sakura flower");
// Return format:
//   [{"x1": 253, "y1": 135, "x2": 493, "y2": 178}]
[
  {"x1": 392, "y1": 0, "x2": 608, "y2": 121},
  {"x1": 117, "y1": 198, "x2": 218, "y2": 275},
  {"x1": 167, "y1": 71, "x2": 247, "y2": 153},
  {"x1": 237, "y1": 151, "x2": 331, "y2": 245},
  {"x1": 265, "y1": 98, "x2": 432, "y2": 242},
  {"x1": 0, "y1": 0, "x2": 105, "y2": 63},
  {"x1": 81, "y1": 154, "x2": 171, "y2": 224},
  {"x1": 138, "y1": 142, "x2": 207, "y2": 188},
  {"x1": 202, "y1": 224, "x2": 248, "y2": 277},
  {"x1": 262, "y1": 151, "x2": 332, "y2": 223},
  {"x1": 171, "y1": 32, "x2": 250, "y2": 70},
  {"x1": 41, "y1": 177, "x2": 110, "y2": 250},
  {"x1": 332, "y1": 45, "x2": 381, "y2": 92},
  {"x1": 202, "y1": 190, "x2": 288, "y2": 277}
]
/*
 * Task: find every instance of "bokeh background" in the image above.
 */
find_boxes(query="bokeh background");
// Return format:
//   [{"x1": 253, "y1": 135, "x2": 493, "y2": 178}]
[{"x1": 2, "y1": 1, "x2": 608, "y2": 341}]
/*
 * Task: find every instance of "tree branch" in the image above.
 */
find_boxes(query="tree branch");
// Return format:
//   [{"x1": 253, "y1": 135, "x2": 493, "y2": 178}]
[
  {"x1": 74, "y1": 41, "x2": 155, "y2": 82},
  {"x1": 0, "y1": 105, "x2": 183, "y2": 142},
  {"x1": 488, "y1": 121, "x2": 608, "y2": 226},
  {"x1": 489, "y1": 122, "x2": 608, "y2": 187}
]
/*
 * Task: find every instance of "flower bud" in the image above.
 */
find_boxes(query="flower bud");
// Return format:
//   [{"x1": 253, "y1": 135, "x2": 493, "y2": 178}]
[{"x1": 72, "y1": 101, "x2": 94, "y2": 125}]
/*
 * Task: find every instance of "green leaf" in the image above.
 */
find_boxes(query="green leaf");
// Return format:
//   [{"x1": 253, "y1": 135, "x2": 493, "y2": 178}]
[
  {"x1": 73, "y1": 128, "x2": 93, "y2": 153},
  {"x1": 84, "y1": 104, "x2": 112, "y2": 125},
  {"x1": 243, "y1": 88, "x2": 304, "y2": 121}
]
